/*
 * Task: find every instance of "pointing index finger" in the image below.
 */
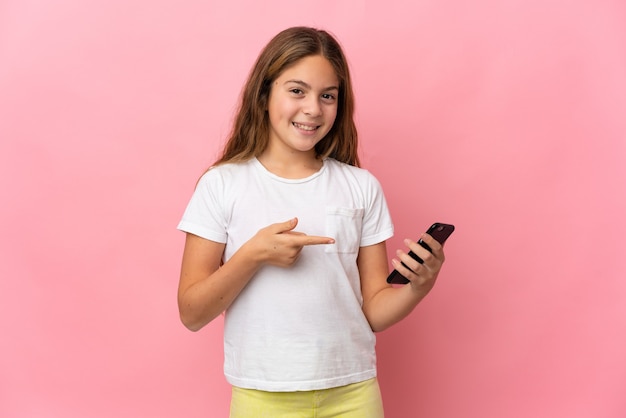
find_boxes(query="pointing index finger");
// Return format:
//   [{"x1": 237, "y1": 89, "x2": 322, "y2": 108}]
[{"x1": 299, "y1": 235, "x2": 335, "y2": 246}]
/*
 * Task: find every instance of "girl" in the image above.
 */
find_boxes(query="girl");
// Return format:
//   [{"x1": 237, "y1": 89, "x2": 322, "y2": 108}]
[{"x1": 177, "y1": 26, "x2": 447, "y2": 418}]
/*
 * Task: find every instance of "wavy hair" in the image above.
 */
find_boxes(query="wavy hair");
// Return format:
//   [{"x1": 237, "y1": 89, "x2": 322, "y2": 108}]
[{"x1": 213, "y1": 26, "x2": 360, "y2": 167}]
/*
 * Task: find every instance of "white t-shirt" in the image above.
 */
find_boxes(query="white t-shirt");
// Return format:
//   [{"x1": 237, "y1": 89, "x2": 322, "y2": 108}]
[{"x1": 178, "y1": 158, "x2": 394, "y2": 391}]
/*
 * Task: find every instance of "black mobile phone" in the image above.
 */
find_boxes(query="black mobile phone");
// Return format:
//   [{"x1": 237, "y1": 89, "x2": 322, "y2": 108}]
[{"x1": 386, "y1": 223, "x2": 455, "y2": 285}]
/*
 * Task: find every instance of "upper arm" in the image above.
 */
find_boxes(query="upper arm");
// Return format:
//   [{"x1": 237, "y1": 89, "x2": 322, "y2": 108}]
[
  {"x1": 357, "y1": 241, "x2": 392, "y2": 314},
  {"x1": 178, "y1": 233, "x2": 225, "y2": 304}
]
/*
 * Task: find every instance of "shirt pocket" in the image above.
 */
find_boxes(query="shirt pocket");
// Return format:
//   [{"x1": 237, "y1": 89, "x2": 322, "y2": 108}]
[{"x1": 325, "y1": 206, "x2": 364, "y2": 253}]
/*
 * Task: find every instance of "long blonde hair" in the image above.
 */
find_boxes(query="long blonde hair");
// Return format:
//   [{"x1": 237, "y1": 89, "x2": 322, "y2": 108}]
[{"x1": 213, "y1": 26, "x2": 360, "y2": 167}]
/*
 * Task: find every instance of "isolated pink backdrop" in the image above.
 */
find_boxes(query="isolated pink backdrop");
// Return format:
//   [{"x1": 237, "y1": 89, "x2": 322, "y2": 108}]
[{"x1": 1, "y1": 1, "x2": 625, "y2": 417}]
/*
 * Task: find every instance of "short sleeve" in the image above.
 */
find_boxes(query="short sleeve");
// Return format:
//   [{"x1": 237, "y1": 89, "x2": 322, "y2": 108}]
[
  {"x1": 177, "y1": 169, "x2": 229, "y2": 243},
  {"x1": 359, "y1": 172, "x2": 394, "y2": 247}
]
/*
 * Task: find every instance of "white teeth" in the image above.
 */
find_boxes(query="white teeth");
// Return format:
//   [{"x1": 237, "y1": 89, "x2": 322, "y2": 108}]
[{"x1": 293, "y1": 122, "x2": 317, "y2": 131}]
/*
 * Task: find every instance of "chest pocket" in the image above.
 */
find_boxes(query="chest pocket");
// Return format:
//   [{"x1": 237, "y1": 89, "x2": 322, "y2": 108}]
[{"x1": 325, "y1": 206, "x2": 364, "y2": 253}]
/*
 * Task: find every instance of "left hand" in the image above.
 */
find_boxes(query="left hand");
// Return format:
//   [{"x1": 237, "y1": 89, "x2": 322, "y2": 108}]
[{"x1": 391, "y1": 233, "x2": 446, "y2": 293}]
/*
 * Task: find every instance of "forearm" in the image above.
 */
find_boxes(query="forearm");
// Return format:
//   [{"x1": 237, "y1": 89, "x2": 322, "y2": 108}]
[
  {"x1": 178, "y1": 219, "x2": 336, "y2": 331},
  {"x1": 179, "y1": 244, "x2": 261, "y2": 331},
  {"x1": 363, "y1": 283, "x2": 433, "y2": 332}
]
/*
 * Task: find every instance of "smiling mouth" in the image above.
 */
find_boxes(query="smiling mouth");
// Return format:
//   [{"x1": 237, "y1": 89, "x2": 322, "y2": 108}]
[{"x1": 293, "y1": 122, "x2": 319, "y2": 131}]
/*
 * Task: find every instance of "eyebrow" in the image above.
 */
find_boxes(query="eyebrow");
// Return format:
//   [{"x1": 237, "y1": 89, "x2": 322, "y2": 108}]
[{"x1": 285, "y1": 79, "x2": 339, "y2": 92}]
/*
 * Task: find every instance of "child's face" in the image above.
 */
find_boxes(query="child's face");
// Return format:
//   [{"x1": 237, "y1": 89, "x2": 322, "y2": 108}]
[{"x1": 266, "y1": 55, "x2": 339, "y2": 158}]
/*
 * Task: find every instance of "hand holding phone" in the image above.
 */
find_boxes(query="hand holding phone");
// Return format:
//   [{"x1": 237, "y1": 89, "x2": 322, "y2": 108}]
[{"x1": 386, "y1": 222, "x2": 455, "y2": 285}]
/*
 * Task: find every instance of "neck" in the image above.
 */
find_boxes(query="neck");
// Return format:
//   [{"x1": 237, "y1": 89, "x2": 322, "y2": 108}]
[{"x1": 257, "y1": 150, "x2": 322, "y2": 179}]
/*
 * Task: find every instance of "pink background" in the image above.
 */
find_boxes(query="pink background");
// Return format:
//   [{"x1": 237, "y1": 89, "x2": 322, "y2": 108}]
[{"x1": 2, "y1": 1, "x2": 625, "y2": 417}]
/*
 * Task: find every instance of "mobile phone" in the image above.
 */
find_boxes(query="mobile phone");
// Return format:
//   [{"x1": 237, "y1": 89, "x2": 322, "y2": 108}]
[{"x1": 386, "y1": 223, "x2": 455, "y2": 285}]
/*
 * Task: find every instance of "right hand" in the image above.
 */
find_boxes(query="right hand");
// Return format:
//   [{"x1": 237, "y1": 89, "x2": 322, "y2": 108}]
[{"x1": 248, "y1": 217, "x2": 335, "y2": 267}]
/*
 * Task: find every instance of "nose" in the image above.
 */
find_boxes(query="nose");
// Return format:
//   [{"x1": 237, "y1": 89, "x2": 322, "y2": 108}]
[{"x1": 303, "y1": 97, "x2": 322, "y2": 117}]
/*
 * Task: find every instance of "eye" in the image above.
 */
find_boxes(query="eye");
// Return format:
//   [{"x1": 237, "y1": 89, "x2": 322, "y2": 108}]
[
  {"x1": 321, "y1": 93, "x2": 337, "y2": 102},
  {"x1": 290, "y1": 88, "x2": 304, "y2": 95}
]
